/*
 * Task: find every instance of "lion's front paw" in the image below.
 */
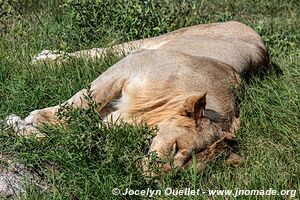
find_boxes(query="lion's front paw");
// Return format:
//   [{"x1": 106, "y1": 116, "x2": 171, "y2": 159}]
[
  {"x1": 31, "y1": 50, "x2": 65, "y2": 64},
  {"x1": 5, "y1": 114, "x2": 45, "y2": 138}
]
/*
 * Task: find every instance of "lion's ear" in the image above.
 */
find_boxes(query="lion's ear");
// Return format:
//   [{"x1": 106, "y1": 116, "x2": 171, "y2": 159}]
[{"x1": 179, "y1": 93, "x2": 206, "y2": 122}]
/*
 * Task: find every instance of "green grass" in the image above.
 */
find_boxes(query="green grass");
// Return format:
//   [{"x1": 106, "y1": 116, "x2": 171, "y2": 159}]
[{"x1": 0, "y1": 0, "x2": 299, "y2": 199}]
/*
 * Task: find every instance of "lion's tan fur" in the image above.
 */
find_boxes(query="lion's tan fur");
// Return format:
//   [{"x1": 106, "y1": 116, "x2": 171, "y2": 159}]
[
  {"x1": 112, "y1": 77, "x2": 195, "y2": 126},
  {"x1": 6, "y1": 21, "x2": 268, "y2": 171}
]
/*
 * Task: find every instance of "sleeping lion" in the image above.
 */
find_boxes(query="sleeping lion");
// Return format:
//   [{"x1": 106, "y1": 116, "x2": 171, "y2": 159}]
[{"x1": 4, "y1": 21, "x2": 268, "y2": 172}]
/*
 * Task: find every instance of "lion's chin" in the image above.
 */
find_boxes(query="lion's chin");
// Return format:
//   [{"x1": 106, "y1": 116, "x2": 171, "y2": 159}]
[
  {"x1": 142, "y1": 131, "x2": 238, "y2": 177},
  {"x1": 183, "y1": 132, "x2": 239, "y2": 170}
]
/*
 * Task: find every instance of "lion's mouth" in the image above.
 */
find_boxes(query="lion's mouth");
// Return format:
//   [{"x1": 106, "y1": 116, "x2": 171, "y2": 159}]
[
  {"x1": 182, "y1": 132, "x2": 237, "y2": 169},
  {"x1": 145, "y1": 131, "x2": 236, "y2": 176}
]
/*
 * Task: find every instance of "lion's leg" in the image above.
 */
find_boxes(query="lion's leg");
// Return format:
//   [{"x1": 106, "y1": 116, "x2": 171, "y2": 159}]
[
  {"x1": 31, "y1": 39, "x2": 144, "y2": 63},
  {"x1": 5, "y1": 71, "x2": 128, "y2": 136},
  {"x1": 6, "y1": 106, "x2": 60, "y2": 137},
  {"x1": 31, "y1": 32, "x2": 174, "y2": 63},
  {"x1": 31, "y1": 48, "x2": 106, "y2": 63},
  {"x1": 5, "y1": 88, "x2": 90, "y2": 136}
]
